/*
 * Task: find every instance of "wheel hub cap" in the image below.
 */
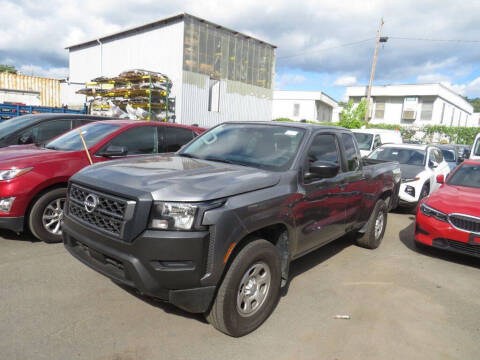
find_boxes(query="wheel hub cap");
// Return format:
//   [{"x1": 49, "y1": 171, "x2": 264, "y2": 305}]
[
  {"x1": 237, "y1": 261, "x2": 271, "y2": 317},
  {"x1": 42, "y1": 198, "x2": 66, "y2": 235},
  {"x1": 375, "y1": 212, "x2": 384, "y2": 239}
]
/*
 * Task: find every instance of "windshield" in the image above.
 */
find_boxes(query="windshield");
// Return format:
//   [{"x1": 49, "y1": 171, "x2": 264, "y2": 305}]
[
  {"x1": 354, "y1": 133, "x2": 373, "y2": 151},
  {"x1": 180, "y1": 124, "x2": 306, "y2": 171},
  {"x1": 45, "y1": 122, "x2": 120, "y2": 151},
  {"x1": 369, "y1": 146, "x2": 426, "y2": 166},
  {"x1": 441, "y1": 149, "x2": 456, "y2": 162},
  {"x1": 474, "y1": 138, "x2": 480, "y2": 157},
  {"x1": 448, "y1": 164, "x2": 480, "y2": 189},
  {"x1": 0, "y1": 115, "x2": 38, "y2": 138}
]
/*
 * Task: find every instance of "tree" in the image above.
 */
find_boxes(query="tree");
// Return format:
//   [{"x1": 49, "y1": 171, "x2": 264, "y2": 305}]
[
  {"x1": 339, "y1": 99, "x2": 367, "y2": 129},
  {"x1": 467, "y1": 97, "x2": 480, "y2": 112},
  {"x1": 0, "y1": 65, "x2": 17, "y2": 74}
]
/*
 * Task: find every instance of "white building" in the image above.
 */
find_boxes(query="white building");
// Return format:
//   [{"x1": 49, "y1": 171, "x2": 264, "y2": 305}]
[
  {"x1": 64, "y1": 13, "x2": 276, "y2": 127},
  {"x1": 347, "y1": 83, "x2": 475, "y2": 127},
  {"x1": 272, "y1": 90, "x2": 339, "y2": 122}
]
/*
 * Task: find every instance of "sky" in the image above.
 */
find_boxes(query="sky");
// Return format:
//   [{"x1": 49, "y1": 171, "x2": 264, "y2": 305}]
[{"x1": 1, "y1": 0, "x2": 480, "y2": 101}]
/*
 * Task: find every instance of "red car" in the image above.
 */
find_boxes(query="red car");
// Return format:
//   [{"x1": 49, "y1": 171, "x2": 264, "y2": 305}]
[
  {"x1": 0, "y1": 120, "x2": 204, "y2": 243},
  {"x1": 415, "y1": 160, "x2": 480, "y2": 257}
]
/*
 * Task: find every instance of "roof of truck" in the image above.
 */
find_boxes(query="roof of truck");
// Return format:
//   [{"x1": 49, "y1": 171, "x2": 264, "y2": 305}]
[{"x1": 223, "y1": 121, "x2": 348, "y2": 131}]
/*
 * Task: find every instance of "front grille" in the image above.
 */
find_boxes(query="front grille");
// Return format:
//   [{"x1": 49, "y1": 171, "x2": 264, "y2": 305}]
[
  {"x1": 447, "y1": 240, "x2": 480, "y2": 257},
  {"x1": 449, "y1": 214, "x2": 480, "y2": 234},
  {"x1": 68, "y1": 184, "x2": 135, "y2": 237}
]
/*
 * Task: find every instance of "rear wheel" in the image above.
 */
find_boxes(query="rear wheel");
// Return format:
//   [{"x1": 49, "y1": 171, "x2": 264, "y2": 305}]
[
  {"x1": 356, "y1": 199, "x2": 388, "y2": 249},
  {"x1": 28, "y1": 188, "x2": 67, "y2": 243},
  {"x1": 206, "y1": 239, "x2": 281, "y2": 337}
]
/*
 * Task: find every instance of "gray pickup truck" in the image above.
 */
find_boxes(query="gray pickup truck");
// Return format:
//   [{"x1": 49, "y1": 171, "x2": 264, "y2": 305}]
[{"x1": 63, "y1": 122, "x2": 401, "y2": 336}]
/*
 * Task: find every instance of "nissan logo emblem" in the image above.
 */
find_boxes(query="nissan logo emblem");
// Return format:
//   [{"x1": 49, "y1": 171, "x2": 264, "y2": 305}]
[{"x1": 84, "y1": 194, "x2": 99, "y2": 213}]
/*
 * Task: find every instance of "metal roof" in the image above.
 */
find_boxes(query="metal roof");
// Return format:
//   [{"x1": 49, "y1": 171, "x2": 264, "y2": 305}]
[{"x1": 65, "y1": 13, "x2": 276, "y2": 51}]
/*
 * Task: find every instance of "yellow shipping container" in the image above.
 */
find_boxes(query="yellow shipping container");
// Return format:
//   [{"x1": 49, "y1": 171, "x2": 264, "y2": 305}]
[{"x1": 0, "y1": 72, "x2": 61, "y2": 107}]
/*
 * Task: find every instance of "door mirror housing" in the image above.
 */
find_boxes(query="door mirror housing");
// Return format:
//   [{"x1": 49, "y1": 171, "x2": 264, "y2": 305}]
[
  {"x1": 429, "y1": 160, "x2": 439, "y2": 168},
  {"x1": 305, "y1": 161, "x2": 340, "y2": 181},
  {"x1": 97, "y1": 145, "x2": 128, "y2": 157},
  {"x1": 18, "y1": 133, "x2": 34, "y2": 145},
  {"x1": 436, "y1": 174, "x2": 445, "y2": 184}
]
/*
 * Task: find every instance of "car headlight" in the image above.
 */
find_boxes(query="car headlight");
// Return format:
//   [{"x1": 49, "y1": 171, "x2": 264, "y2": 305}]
[
  {"x1": 420, "y1": 203, "x2": 448, "y2": 222},
  {"x1": 0, "y1": 167, "x2": 33, "y2": 181},
  {"x1": 402, "y1": 177, "x2": 420, "y2": 183},
  {"x1": 149, "y1": 200, "x2": 225, "y2": 231},
  {"x1": 149, "y1": 202, "x2": 197, "y2": 230}
]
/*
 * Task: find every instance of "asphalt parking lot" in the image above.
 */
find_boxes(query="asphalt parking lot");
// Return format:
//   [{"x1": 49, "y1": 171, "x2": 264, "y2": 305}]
[{"x1": 1, "y1": 211, "x2": 480, "y2": 360}]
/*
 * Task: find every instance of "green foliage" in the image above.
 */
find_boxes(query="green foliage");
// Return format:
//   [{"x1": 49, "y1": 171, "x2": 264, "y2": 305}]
[
  {"x1": 0, "y1": 64, "x2": 17, "y2": 74},
  {"x1": 467, "y1": 97, "x2": 480, "y2": 112},
  {"x1": 272, "y1": 117, "x2": 480, "y2": 145},
  {"x1": 339, "y1": 100, "x2": 366, "y2": 129}
]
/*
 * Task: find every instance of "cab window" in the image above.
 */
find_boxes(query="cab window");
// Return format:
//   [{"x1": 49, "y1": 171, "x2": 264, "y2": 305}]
[
  {"x1": 106, "y1": 126, "x2": 157, "y2": 155},
  {"x1": 341, "y1": 133, "x2": 360, "y2": 171}
]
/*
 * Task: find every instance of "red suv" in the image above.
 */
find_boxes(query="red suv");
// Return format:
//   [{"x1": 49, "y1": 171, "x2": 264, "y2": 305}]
[
  {"x1": 0, "y1": 120, "x2": 204, "y2": 242},
  {"x1": 415, "y1": 160, "x2": 480, "y2": 257}
]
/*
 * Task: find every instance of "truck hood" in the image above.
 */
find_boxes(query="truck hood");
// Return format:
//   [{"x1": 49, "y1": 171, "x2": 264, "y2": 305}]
[
  {"x1": 72, "y1": 154, "x2": 282, "y2": 202},
  {"x1": 399, "y1": 164, "x2": 425, "y2": 180},
  {"x1": 426, "y1": 184, "x2": 480, "y2": 217}
]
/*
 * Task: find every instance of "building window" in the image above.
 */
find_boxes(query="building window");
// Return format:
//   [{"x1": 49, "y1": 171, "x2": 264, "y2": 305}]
[
  {"x1": 440, "y1": 103, "x2": 445, "y2": 124},
  {"x1": 208, "y1": 78, "x2": 220, "y2": 112},
  {"x1": 421, "y1": 100, "x2": 433, "y2": 120},
  {"x1": 293, "y1": 103, "x2": 300, "y2": 117},
  {"x1": 374, "y1": 102, "x2": 385, "y2": 119}
]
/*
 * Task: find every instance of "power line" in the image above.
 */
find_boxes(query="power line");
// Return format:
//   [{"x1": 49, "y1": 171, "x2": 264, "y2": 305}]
[
  {"x1": 277, "y1": 38, "x2": 375, "y2": 60},
  {"x1": 389, "y1": 36, "x2": 480, "y2": 43}
]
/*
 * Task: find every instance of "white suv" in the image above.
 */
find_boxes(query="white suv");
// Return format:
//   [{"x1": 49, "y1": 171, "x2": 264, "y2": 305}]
[{"x1": 368, "y1": 144, "x2": 450, "y2": 208}]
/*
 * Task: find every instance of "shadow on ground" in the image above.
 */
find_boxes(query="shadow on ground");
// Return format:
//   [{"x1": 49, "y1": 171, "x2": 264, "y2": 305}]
[
  {"x1": 0, "y1": 229, "x2": 38, "y2": 242},
  {"x1": 399, "y1": 222, "x2": 480, "y2": 269}
]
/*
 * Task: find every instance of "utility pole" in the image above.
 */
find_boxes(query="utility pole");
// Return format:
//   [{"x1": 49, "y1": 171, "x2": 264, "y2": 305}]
[{"x1": 364, "y1": 18, "x2": 386, "y2": 123}]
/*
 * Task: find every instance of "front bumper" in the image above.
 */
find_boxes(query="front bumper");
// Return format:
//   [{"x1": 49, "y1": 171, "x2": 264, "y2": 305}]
[
  {"x1": 398, "y1": 182, "x2": 421, "y2": 205},
  {"x1": 0, "y1": 216, "x2": 24, "y2": 233},
  {"x1": 63, "y1": 215, "x2": 216, "y2": 313},
  {"x1": 415, "y1": 210, "x2": 480, "y2": 258}
]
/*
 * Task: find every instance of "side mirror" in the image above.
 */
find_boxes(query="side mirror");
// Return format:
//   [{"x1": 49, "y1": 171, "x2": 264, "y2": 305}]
[
  {"x1": 436, "y1": 174, "x2": 445, "y2": 184},
  {"x1": 429, "y1": 160, "x2": 438, "y2": 168},
  {"x1": 305, "y1": 161, "x2": 340, "y2": 181},
  {"x1": 18, "y1": 133, "x2": 34, "y2": 145},
  {"x1": 97, "y1": 145, "x2": 128, "y2": 157},
  {"x1": 457, "y1": 155, "x2": 464, "y2": 164}
]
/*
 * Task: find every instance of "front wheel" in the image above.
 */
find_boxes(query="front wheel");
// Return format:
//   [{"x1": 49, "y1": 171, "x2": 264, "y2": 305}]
[
  {"x1": 356, "y1": 199, "x2": 388, "y2": 249},
  {"x1": 28, "y1": 188, "x2": 67, "y2": 243},
  {"x1": 206, "y1": 239, "x2": 281, "y2": 337}
]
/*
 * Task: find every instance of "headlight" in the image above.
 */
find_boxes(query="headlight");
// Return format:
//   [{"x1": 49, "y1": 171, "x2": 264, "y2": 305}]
[
  {"x1": 0, "y1": 197, "x2": 15, "y2": 213},
  {"x1": 149, "y1": 202, "x2": 198, "y2": 230},
  {"x1": 0, "y1": 167, "x2": 33, "y2": 181},
  {"x1": 402, "y1": 177, "x2": 420, "y2": 183},
  {"x1": 420, "y1": 203, "x2": 448, "y2": 222},
  {"x1": 149, "y1": 200, "x2": 225, "y2": 231}
]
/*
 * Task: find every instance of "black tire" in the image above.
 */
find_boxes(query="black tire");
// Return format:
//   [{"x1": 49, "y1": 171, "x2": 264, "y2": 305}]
[
  {"x1": 413, "y1": 183, "x2": 430, "y2": 214},
  {"x1": 28, "y1": 188, "x2": 67, "y2": 243},
  {"x1": 206, "y1": 239, "x2": 281, "y2": 337},
  {"x1": 356, "y1": 199, "x2": 388, "y2": 249}
]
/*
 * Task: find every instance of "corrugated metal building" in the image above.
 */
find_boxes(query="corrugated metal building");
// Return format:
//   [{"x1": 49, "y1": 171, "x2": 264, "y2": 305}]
[
  {"x1": 0, "y1": 73, "x2": 61, "y2": 107},
  {"x1": 65, "y1": 13, "x2": 276, "y2": 127}
]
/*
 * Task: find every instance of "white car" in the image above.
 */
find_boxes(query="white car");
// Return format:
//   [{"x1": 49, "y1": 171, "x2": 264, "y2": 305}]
[
  {"x1": 353, "y1": 129, "x2": 403, "y2": 157},
  {"x1": 471, "y1": 133, "x2": 480, "y2": 160},
  {"x1": 368, "y1": 144, "x2": 450, "y2": 208}
]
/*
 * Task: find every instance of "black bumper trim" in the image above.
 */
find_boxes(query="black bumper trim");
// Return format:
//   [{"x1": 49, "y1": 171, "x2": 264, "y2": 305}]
[{"x1": 0, "y1": 216, "x2": 24, "y2": 233}]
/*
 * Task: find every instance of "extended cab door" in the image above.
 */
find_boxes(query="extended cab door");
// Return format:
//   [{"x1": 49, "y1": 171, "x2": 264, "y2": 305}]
[{"x1": 293, "y1": 132, "x2": 347, "y2": 255}]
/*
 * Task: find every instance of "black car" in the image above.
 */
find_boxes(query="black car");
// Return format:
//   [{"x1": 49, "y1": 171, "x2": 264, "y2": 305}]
[{"x1": 0, "y1": 113, "x2": 111, "y2": 148}]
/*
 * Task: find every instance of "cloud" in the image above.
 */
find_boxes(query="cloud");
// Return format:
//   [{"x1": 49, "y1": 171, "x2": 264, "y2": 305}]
[
  {"x1": 416, "y1": 73, "x2": 451, "y2": 83},
  {"x1": 18, "y1": 64, "x2": 69, "y2": 79},
  {"x1": 0, "y1": 0, "x2": 479, "y2": 98},
  {"x1": 333, "y1": 76, "x2": 357, "y2": 86},
  {"x1": 275, "y1": 74, "x2": 307, "y2": 89}
]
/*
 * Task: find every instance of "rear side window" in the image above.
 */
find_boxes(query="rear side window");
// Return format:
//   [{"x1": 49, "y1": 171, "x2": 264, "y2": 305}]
[
  {"x1": 29, "y1": 119, "x2": 72, "y2": 143},
  {"x1": 341, "y1": 133, "x2": 359, "y2": 171},
  {"x1": 108, "y1": 126, "x2": 157, "y2": 154},
  {"x1": 307, "y1": 134, "x2": 339, "y2": 164},
  {"x1": 161, "y1": 127, "x2": 195, "y2": 152}
]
